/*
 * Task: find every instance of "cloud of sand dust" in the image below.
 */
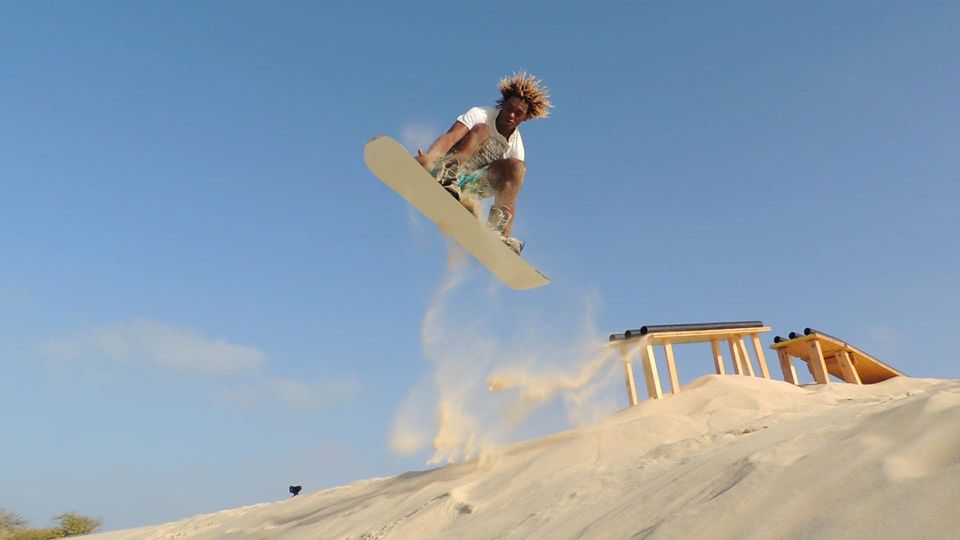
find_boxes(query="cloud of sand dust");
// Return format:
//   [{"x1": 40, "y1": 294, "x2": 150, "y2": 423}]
[
  {"x1": 486, "y1": 345, "x2": 621, "y2": 429},
  {"x1": 389, "y1": 244, "x2": 623, "y2": 465}
]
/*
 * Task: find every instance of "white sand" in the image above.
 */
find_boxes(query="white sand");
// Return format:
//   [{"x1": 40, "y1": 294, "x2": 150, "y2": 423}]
[{"x1": 87, "y1": 375, "x2": 960, "y2": 539}]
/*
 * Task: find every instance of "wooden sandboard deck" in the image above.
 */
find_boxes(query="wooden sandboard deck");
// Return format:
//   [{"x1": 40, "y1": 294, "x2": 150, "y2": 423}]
[{"x1": 771, "y1": 331, "x2": 904, "y2": 384}]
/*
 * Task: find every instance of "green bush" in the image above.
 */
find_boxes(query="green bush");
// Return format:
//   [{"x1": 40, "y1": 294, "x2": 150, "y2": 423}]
[
  {"x1": 52, "y1": 514, "x2": 101, "y2": 537},
  {"x1": 1, "y1": 509, "x2": 29, "y2": 537},
  {"x1": 8, "y1": 529, "x2": 63, "y2": 540},
  {"x1": 1, "y1": 509, "x2": 28, "y2": 540},
  {"x1": 0, "y1": 509, "x2": 102, "y2": 539}
]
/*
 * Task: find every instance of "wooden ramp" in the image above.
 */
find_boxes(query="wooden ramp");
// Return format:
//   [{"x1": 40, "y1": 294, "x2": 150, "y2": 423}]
[
  {"x1": 770, "y1": 328, "x2": 905, "y2": 385},
  {"x1": 610, "y1": 321, "x2": 771, "y2": 405}
]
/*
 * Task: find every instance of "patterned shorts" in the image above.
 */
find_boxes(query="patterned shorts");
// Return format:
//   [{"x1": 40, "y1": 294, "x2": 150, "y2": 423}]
[{"x1": 457, "y1": 165, "x2": 494, "y2": 199}]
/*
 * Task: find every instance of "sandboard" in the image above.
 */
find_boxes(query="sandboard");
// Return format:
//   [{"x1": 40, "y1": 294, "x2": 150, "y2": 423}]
[{"x1": 364, "y1": 136, "x2": 549, "y2": 290}]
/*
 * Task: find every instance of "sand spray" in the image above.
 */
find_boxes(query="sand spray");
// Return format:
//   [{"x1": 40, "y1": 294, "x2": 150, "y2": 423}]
[{"x1": 390, "y1": 243, "x2": 623, "y2": 465}]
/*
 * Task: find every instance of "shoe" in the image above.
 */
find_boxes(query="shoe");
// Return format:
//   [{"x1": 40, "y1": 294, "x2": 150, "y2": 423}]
[
  {"x1": 486, "y1": 206, "x2": 513, "y2": 234},
  {"x1": 441, "y1": 179, "x2": 461, "y2": 200},
  {"x1": 500, "y1": 235, "x2": 524, "y2": 255},
  {"x1": 434, "y1": 158, "x2": 462, "y2": 200}
]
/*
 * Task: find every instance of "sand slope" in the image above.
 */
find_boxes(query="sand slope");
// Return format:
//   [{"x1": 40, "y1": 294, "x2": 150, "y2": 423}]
[{"x1": 88, "y1": 376, "x2": 960, "y2": 539}]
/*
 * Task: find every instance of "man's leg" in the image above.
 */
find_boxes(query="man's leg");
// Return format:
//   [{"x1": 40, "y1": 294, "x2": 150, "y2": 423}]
[
  {"x1": 485, "y1": 158, "x2": 526, "y2": 237},
  {"x1": 430, "y1": 124, "x2": 493, "y2": 200},
  {"x1": 437, "y1": 124, "x2": 492, "y2": 169},
  {"x1": 417, "y1": 123, "x2": 493, "y2": 171}
]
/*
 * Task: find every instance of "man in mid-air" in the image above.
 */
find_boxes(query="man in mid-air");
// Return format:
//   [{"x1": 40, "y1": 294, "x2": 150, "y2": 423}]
[{"x1": 415, "y1": 71, "x2": 552, "y2": 254}]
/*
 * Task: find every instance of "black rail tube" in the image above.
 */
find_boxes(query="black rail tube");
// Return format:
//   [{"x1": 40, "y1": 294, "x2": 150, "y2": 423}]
[{"x1": 624, "y1": 321, "x2": 764, "y2": 339}]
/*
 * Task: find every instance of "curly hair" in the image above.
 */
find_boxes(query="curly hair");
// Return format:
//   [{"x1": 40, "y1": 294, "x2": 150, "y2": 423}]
[{"x1": 496, "y1": 71, "x2": 552, "y2": 119}]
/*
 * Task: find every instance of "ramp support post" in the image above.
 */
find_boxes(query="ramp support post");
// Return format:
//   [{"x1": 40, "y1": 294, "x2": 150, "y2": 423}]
[
  {"x1": 642, "y1": 344, "x2": 664, "y2": 400},
  {"x1": 835, "y1": 351, "x2": 862, "y2": 385},
  {"x1": 619, "y1": 343, "x2": 640, "y2": 406},
  {"x1": 777, "y1": 349, "x2": 799, "y2": 385}
]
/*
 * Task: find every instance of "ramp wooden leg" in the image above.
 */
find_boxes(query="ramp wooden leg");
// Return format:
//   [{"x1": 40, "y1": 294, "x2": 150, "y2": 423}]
[
  {"x1": 808, "y1": 340, "x2": 830, "y2": 384},
  {"x1": 619, "y1": 343, "x2": 639, "y2": 406},
  {"x1": 729, "y1": 339, "x2": 745, "y2": 375},
  {"x1": 835, "y1": 351, "x2": 862, "y2": 385},
  {"x1": 642, "y1": 344, "x2": 664, "y2": 400},
  {"x1": 711, "y1": 340, "x2": 726, "y2": 375},
  {"x1": 737, "y1": 338, "x2": 756, "y2": 377},
  {"x1": 778, "y1": 350, "x2": 799, "y2": 385},
  {"x1": 663, "y1": 340, "x2": 681, "y2": 394},
  {"x1": 751, "y1": 334, "x2": 770, "y2": 379}
]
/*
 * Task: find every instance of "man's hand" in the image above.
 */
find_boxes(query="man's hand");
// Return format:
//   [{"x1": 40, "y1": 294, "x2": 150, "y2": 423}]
[
  {"x1": 414, "y1": 121, "x2": 470, "y2": 171},
  {"x1": 415, "y1": 149, "x2": 432, "y2": 170}
]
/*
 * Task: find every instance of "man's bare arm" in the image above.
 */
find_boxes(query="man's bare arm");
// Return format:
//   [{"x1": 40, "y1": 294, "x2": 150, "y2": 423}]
[{"x1": 415, "y1": 121, "x2": 470, "y2": 170}]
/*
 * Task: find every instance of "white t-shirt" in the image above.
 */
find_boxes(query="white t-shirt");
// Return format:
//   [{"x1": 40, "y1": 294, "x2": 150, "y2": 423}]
[{"x1": 456, "y1": 106, "x2": 525, "y2": 162}]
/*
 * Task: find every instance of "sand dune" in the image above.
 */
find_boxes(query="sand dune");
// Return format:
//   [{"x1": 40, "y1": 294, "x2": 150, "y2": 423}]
[{"x1": 87, "y1": 375, "x2": 960, "y2": 539}]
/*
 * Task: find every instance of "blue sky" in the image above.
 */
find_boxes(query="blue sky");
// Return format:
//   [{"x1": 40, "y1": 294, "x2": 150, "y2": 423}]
[{"x1": 2, "y1": 1, "x2": 958, "y2": 531}]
